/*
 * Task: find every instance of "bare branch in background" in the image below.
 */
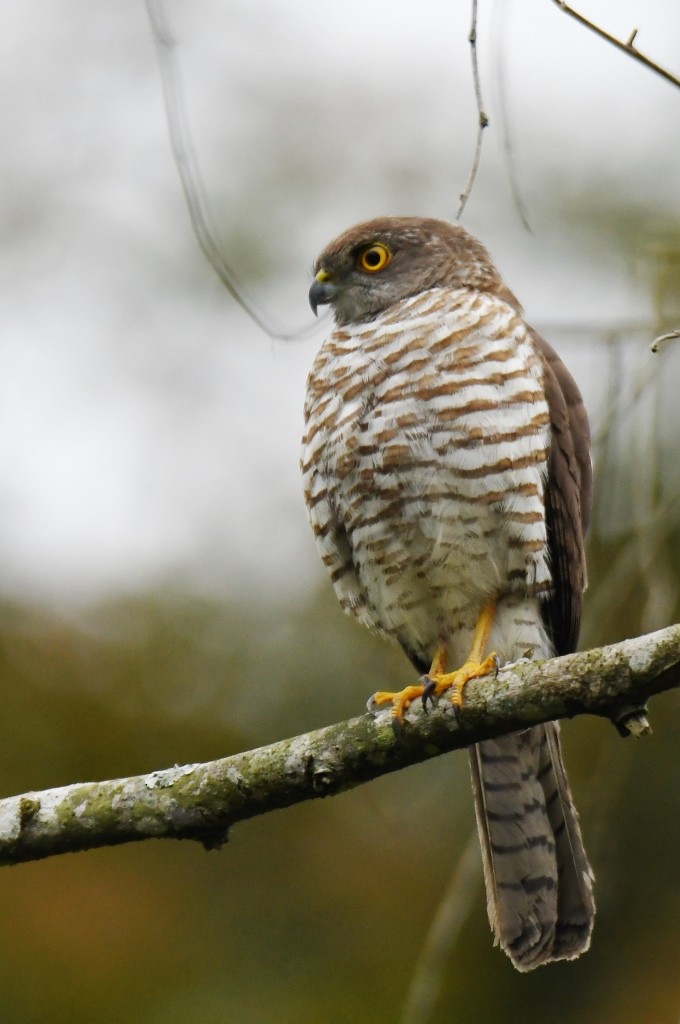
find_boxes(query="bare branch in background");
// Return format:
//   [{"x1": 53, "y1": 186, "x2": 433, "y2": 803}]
[
  {"x1": 552, "y1": 2, "x2": 680, "y2": 90},
  {"x1": 456, "y1": 0, "x2": 489, "y2": 220},
  {"x1": 399, "y1": 831, "x2": 481, "y2": 1024},
  {"x1": 651, "y1": 329, "x2": 680, "y2": 354},
  {"x1": 145, "y1": 0, "x2": 320, "y2": 342},
  {"x1": 491, "y1": 1, "x2": 533, "y2": 233},
  {"x1": 1, "y1": 624, "x2": 679, "y2": 868}
]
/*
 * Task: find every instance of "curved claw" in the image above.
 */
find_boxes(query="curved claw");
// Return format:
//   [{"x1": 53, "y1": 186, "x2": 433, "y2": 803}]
[
  {"x1": 421, "y1": 675, "x2": 437, "y2": 713},
  {"x1": 369, "y1": 683, "x2": 427, "y2": 737},
  {"x1": 391, "y1": 715, "x2": 404, "y2": 740}
]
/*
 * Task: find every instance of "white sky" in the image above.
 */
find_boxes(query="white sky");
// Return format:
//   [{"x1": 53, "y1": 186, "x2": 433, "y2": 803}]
[{"x1": 0, "y1": 0, "x2": 678, "y2": 606}]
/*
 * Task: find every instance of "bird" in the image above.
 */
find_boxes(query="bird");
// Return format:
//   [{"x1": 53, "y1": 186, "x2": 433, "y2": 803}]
[{"x1": 301, "y1": 216, "x2": 595, "y2": 971}]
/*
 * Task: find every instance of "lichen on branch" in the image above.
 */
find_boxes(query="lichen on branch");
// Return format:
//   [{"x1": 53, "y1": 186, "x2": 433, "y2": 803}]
[{"x1": 1, "y1": 624, "x2": 679, "y2": 867}]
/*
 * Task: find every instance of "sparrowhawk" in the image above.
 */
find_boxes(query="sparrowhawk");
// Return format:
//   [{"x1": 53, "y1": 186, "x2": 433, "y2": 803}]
[{"x1": 302, "y1": 216, "x2": 595, "y2": 971}]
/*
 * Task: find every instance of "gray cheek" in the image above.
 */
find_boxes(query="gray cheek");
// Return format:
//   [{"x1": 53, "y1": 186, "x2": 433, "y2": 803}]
[
  {"x1": 333, "y1": 271, "x2": 417, "y2": 323},
  {"x1": 333, "y1": 285, "x2": 379, "y2": 323}
]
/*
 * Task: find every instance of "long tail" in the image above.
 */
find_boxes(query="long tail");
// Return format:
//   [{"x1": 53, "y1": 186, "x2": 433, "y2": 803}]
[{"x1": 468, "y1": 723, "x2": 595, "y2": 971}]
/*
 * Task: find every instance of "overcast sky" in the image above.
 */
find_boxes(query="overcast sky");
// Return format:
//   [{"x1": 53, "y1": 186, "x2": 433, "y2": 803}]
[{"x1": 1, "y1": 0, "x2": 678, "y2": 606}]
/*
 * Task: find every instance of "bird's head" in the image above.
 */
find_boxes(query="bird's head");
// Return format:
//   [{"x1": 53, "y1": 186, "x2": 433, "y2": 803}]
[{"x1": 309, "y1": 216, "x2": 513, "y2": 325}]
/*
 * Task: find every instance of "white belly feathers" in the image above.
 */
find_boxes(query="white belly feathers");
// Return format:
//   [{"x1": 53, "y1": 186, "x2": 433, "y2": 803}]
[{"x1": 302, "y1": 287, "x2": 553, "y2": 664}]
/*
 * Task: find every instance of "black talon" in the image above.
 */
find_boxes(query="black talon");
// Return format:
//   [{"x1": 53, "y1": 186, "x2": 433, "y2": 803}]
[
  {"x1": 391, "y1": 714, "x2": 404, "y2": 740},
  {"x1": 492, "y1": 654, "x2": 500, "y2": 678},
  {"x1": 421, "y1": 675, "x2": 436, "y2": 712}
]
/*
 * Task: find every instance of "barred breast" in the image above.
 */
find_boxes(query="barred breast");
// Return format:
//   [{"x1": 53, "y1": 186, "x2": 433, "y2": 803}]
[
  {"x1": 302, "y1": 282, "x2": 595, "y2": 970},
  {"x1": 302, "y1": 286, "x2": 552, "y2": 668}
]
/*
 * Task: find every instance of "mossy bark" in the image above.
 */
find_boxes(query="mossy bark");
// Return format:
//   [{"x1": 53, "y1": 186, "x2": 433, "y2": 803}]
[{"x1": 1, "y1": 624, "x2": 678, "y2": 866}]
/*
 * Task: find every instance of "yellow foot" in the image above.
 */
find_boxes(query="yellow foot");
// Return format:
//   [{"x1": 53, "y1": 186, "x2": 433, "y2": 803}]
[
  {"x1": 368, "y1": 653, "x2": 498, "y2": 735},
  {"x1": 369, "y1": 684, "x2": 426, "y2": 734},
  {"x1": 423, "y1": 653, "x2": 499, "y2": 712},
  {"x1": 368, "y1": 601, "x2": 500, "y2": 735}
]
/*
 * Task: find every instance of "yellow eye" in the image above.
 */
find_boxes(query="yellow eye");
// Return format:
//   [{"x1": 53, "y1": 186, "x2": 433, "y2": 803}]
[{"x1": 358, "y1": 243, "x2": 391, "y2": 273}]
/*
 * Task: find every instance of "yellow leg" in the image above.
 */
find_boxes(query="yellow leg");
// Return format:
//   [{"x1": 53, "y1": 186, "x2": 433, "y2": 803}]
[
  {"x1": 428, "y1": 645, "x2": 448, "y2": 677},
  {"x1": 425, "y1": 601, "x2": 498, "y2": 710},
  {"x1": 369, "y1": 602, "x2": 498, "y2": 730}
]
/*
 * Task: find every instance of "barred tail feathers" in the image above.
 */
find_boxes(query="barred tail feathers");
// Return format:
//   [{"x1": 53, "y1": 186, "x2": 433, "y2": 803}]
[{"x1": 469, "y1": 723, "x2": 594, "y2": 971}]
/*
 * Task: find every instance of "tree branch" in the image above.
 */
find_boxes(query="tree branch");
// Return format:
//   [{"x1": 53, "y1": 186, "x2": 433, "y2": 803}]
[
  {"x1": 651, "y1": 329, "x2": 680, "y2": 354},
  {"x1": 552, "y1": 2, "x2": 680, "y2": 90},
  {"x1": 144, "y1": 0, "x2": 320, "y2": 342},
  {"x1": 456, "y1": 0, "x2": 489, "y2": 220},
  {"x1": 1, "y1": 625, "x2": 679, "y2": 867}
]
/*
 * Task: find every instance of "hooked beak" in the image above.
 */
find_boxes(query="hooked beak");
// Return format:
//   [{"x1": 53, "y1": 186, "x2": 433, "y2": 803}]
[{"x1": 309, "y1": 269, "x2": 338, "y2": 316}]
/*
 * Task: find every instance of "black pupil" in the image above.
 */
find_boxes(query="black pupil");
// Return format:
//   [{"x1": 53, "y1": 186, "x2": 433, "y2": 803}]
[{"x1": 364, "y1": 248, "x2": 381, "y2": 267}]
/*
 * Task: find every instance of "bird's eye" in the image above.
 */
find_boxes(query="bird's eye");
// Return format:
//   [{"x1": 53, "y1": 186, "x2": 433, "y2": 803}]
[{"x1": 358, "y1": 243, "x2": 391, "y2": 273}]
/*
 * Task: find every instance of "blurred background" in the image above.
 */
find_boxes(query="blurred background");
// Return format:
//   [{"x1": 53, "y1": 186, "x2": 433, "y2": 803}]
[{"x1": 1, "y1": 0, "x2": 679, "y2": 1021}]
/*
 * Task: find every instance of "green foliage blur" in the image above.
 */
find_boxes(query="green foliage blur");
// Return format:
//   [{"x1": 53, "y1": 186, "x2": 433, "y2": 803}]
[
  {"x1": 2, "y1": 222, "x2": 680, "y2": 1024},
  {"x1": 2, "y1": 12, "x2": 679, "y2": 1017},
  {"x1": 1, "y1": 496, "x2": 680, "y2": 1024}
]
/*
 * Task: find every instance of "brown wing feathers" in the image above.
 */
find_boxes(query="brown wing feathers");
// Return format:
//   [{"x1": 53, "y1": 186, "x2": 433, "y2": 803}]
[
  {"x1": 304, "y1": 218, "x2": 595, "y2": 970},
  {"x1": 532, "y1": 331, "x2": 592, "y2": 656},
  {"x1": 469, "y1": 329, "x2": 594, "y2": 969}
]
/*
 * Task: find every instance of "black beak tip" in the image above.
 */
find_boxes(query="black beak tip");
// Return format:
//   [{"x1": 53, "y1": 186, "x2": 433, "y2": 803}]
[{"x1": 309, "y1": 279, "x2": 333, "y2": 318}]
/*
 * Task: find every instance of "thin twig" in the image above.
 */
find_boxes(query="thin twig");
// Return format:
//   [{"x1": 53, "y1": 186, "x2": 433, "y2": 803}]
[
  {"x1": 457, "y1": 0, "x2": 490, "y2": 220},
  {"x1": 551, "y1": 2, "x2": 680, "y2": 90},
  {"x1": 590, "y1": 329, "x2": 657, "y2": 454},
  {"x1": 491, "y1": 1, "x2": 532, "y2": 233},
  {"x1": 399, "y1": 831, "x2": 481, "y2": 1024},
  {"x1": 1, "y1": 624, "x2": 679, "y2": 867},
  {"x1": 651, "y1": 329, "x2": 680, "y2": 353},
  {"x1": 145, "y1": 0, "x2": 321, "y2": 342}
]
